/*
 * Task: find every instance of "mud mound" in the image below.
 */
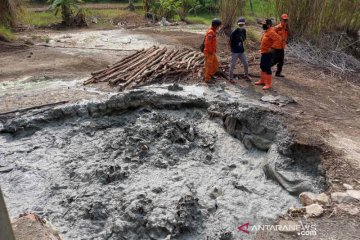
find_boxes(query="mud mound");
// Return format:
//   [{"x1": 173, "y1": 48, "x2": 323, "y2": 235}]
[{"x1": 0, "y1": 89, "x2": 327, "y2": 239}]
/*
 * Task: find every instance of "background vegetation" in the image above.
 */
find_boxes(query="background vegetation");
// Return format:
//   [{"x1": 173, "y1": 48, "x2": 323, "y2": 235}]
[
  {"x1": 1, "y1": 0, "x2": 359, "y2": 47},
  {"x1": 275, "y1": 0, "x2": 360, "y2": 37}
]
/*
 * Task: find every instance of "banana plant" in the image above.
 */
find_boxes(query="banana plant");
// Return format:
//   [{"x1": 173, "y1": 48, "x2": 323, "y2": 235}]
[
  {"x1": 177, "y1": 0, "x2": 202, "y2": 21},
  {"x1": 48, "y1": 0, "x2": 82, "y2": 26}
]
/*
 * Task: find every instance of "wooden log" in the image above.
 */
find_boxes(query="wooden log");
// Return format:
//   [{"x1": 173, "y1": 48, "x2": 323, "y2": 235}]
[
  {"x1": 118, "y1": 47, "x2": 165, "y2": 75},
  {"x1": 122, "y1": 48, "x2": 168, "y2": 85},
  {"x1": 90, "y1": 49, "x2": 146, "y2": 78},
  {"x1": 92, "y1": 47, "x2": 157, "y2": 80},
  {"x1": 107, "y1": 47, "x2": 156, "y2": 70}
]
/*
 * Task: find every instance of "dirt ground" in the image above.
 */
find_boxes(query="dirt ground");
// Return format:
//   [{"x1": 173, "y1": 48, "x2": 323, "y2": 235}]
[{"x1": 1, "y1": 23, "x2": 360, "y2": 239}]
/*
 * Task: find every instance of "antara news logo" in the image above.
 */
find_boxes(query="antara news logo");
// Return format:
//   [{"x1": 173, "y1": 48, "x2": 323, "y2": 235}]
[{"x1": 237, "y1": 221, "x2": 317, "y2": 238}]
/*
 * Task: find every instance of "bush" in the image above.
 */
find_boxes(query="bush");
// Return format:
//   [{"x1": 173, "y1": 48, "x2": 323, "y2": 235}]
[
  {"x1": 275, "y1": 0, "x2": 360, "y2": 38},
  {"x1": 177, "y1": 0, "x2": 201, "y2": 21},
  {"x1": 0, "y1": 24, "x2": 14, "y2": 41},
  {"x1": 219, "y1": 0, "x2": 245, "y2": 35}
]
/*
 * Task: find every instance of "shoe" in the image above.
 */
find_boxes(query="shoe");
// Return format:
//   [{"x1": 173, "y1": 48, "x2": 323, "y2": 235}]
[
  {"x1": 229, "y1": 79, "x2": 236, "y2": 84},
  {"x1": 275, "y1": 73, "x2": 285, "y2": 77},
  {"x1": 263, "y1": 74, "x2": 272, "y2": 90},
  {"x1": 255, "y1": 71, "x2": 266, "y2": 85}
]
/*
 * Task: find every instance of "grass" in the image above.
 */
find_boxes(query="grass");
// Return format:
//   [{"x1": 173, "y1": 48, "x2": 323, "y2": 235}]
[
  {"x1": 22, "y1": 5, "x2": 144, "y2": 27},
  {"x1": 85, "y1": 8, "x2": 128, "y2": 19},
  {"x1": 0, "y1": 25, "x2": 14, "y2": 41},
  {"x1": 275, "y1": 0, "x2": 360, "y2": 37},
  {"x1": 175, "y1": 12, "x2": 216, "y2": 25},
  {"x1": 244, "y1": 0, "x2": 276, "y2": 18},
  {"x1": 183, "y1": 0, "x2": 277, "y2": 26},
  {"x1": 22, "y1": 10, "x2": 61, "y2": 26}
]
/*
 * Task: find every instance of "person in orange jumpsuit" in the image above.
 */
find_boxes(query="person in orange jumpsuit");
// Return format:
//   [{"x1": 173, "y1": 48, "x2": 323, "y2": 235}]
[
  {"x1": 255, "y1": 19, "x2": 282, "y2": 90},
  {"x1": 272, "y1": 13, "x2": 289, "y2": 77},
  {"x1": 204, "y1": 19, "x2": 222, "y2": 83}
]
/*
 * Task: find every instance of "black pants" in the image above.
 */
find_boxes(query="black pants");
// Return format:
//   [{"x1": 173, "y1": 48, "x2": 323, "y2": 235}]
[
  {"x1": 260, "y1": 53, "x2": 272, "y2": 74},
  {"x1": 271, "y1": 49, "x2": 284, "y2": 74}
]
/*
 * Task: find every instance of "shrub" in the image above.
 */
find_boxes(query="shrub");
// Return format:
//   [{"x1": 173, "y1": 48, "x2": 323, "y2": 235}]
[
  {"x1": 219, "y1": 0, "x2": 245, "y2": 35},
  {"x1": 275, "y1": 0, "x2": 360, "y2": 38}
]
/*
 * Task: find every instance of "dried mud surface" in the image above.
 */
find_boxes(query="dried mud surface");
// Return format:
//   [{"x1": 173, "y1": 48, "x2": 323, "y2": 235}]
[{"x1": 0, "y1": 89, "x2": 326, "y2": 239}]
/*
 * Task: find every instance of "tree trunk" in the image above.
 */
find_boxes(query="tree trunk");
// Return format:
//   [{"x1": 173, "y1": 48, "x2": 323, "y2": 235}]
[
  {"x1": 144, "y1": 0, "x2": 149, "y2": 16},
  {"x1": 249, "y1": 0, "x2": 254, "y2": 16},
  {"x1": 0, "y1": 0, "x2": 18, "y2": 27},
  {"x1": 61, "y1": 4, "x2": 72, "y2": 26}
]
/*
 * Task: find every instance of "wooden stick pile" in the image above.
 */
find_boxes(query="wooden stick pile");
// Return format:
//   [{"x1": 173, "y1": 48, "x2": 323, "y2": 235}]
[{"x1": 84, "y1": 46, "x2": 205, "y2": 90}]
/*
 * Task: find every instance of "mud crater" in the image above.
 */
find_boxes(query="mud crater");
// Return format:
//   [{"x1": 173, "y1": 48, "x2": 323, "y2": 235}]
[{"x1": 0, "y1": 89, "x2": 326, "y2": 239}]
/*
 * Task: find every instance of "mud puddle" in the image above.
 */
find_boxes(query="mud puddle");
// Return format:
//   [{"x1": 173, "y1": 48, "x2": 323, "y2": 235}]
[
  {"x1": 0, "y1": 87, "x2": 326, "y2": 239},
  {"x1": 140, "y1": 24, "x2": 207, "y2": 35},
  {"x1": 36, "y1": 29, "x2": 173, "y2": 57},
  {"x1": 0, "y1": 75, "x2": 114, "y2": 114}
]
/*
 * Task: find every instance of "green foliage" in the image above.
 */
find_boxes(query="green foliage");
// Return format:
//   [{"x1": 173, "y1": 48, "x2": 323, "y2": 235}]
[
  {"x1": 275, "y1": 0, "x2": 360, "y2": 37},
  {"x1": 0, "y1": 24, "x2": 14, "y2": 41},
  {"x1": 23, "y1": 10, "x2": 61, "y2": 26},
  {"x1": 48, "y1": 0, "x2": 83, "y2": 25},
  {"x1": 185, "y1": 12, "x2": 215, "y2": 24},
  {"x1": 244, "y1": 0, "x2": 275, "y2": 17},
  {"x1": 150, "y1": 0, "x2": 177, "y2": 19},
  {"x1": 148, "y1": 0, "x2": 215, "y2": 20},
  {"x1": 197, "y1": 0, "x2": 218, "y2": 13},
  {"x1": 177, "y1": 0, "x2": 201, "y2": 21}
]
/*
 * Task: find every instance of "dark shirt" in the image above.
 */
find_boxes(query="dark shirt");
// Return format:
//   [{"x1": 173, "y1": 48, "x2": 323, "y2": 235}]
[{"x1": 230, "y1": 28, "x2": 246, "y2": 53}]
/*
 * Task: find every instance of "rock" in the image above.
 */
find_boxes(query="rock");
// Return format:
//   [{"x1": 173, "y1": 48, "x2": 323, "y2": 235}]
[
  {"x1": 316, "y1": 193, "x2": 330, "y2": 205},
  {"x1": 331, "y1": 192, "x2": 355, "y2": 203},
  {"x1": 277, "y1": 220, "x2": 300, "y2": 233},
  {"x1": 91, "y1": 17, "x2": 98, "y2": 24},
  {"x1": 299, "y1": 192, "x2": 317, "y2": 206},
  {"x1": 209, "y1": 186, "x2": 222, "y2": 199},
  {"x1": 305, "y1": 204, "x2": 324, "y2": 217},
  {"x1": 336, "y1": 203, "x2": 360, "y2": 215},
  {"x1": 343, "y1": 183, "x2": 353, "y2": 190},
  {"x1": 160, "y1": 17, "x2": 170, "y2": 26},
  {"x1": 168, "y1": 83, "x2": 183, "y2": 91},
  {"x1": 260, "y1": 95, "x2": 295, "y2": 107},
  {"x1": 346, "y1": 190, "x2": 360, "y2": 200},
  {"x1": 12, "y1": 213, "x2": 61, "y2": 240}
]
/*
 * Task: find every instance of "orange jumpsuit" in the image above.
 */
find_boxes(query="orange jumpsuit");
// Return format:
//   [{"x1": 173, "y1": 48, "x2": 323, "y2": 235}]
[
  {"x1": 273, "y1": 23, "x2": 288, "y2": 49},
  {"x1": 260, "y1": 27, "x2": 282, "y2": 54},
  {"x1": 271, "y1": 23, "x2": 288, "y2": 75},
  {"x1": 259, "y1": 27, "x2": 281, "y2": 75},
  {"x1": 204, "y1": 27, "x2": 219, "y2": 81}
]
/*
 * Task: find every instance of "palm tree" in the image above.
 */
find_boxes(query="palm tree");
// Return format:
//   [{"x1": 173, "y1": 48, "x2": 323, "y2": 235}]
[
  {"x1": 144, "y1": 0, "x2": 149, "y2": 15},
  {"x1": 0, "y1": 0, "x2": 19, "y2": 27},
  {"x1": 48, "y1": 0, "x2": 82, "y2": 26}
]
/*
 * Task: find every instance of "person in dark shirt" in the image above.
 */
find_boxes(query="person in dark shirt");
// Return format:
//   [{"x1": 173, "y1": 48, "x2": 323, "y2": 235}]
[{"x1": 229, "y1": 17, "x2": 250, "y2": 82}]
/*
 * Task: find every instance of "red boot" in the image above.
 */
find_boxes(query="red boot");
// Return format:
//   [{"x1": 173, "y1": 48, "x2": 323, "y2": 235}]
[
  {"x1": 263, "y1": 74, "x2": 272, "y2": 90},
  {"x1": 255, "y1": 71, "x2": 266, "y2": 85}
]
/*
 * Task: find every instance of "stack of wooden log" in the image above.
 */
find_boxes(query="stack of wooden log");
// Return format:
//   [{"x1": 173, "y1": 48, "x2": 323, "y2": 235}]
[{"x1": 84, "y1": 46, "x2": 207, "y2": 90}]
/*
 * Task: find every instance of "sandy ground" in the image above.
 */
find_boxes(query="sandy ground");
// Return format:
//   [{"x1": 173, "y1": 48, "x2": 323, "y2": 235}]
[{"x1": 1, "y1": 24, "x2": 360, "y2": 239}]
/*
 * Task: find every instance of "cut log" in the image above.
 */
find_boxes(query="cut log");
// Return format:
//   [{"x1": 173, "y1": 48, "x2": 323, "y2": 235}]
[{"x1": 84, "y1": 47, "x2": 227, "y2": 91}]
